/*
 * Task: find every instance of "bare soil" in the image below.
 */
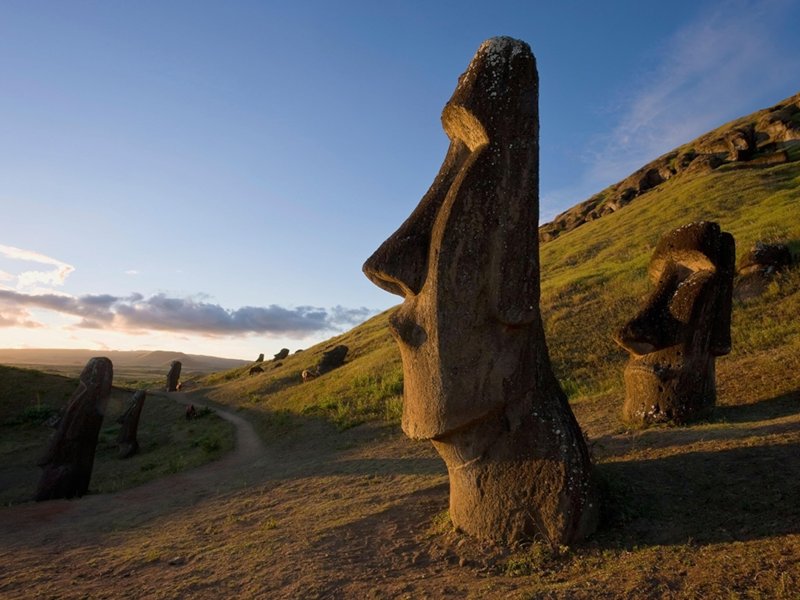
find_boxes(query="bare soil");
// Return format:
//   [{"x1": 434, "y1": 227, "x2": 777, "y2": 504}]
[{"x1": 1, "y1": 385, "x2": 799, "y2": 599}]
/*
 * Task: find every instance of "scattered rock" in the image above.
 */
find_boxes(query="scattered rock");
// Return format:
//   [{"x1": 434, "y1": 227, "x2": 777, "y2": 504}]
[
  {"x1": 117, "y1": 390, "x2": 146, "y2": 459},
  {"x1": 735, "y1": 241, "x2": 794, "y2": 300},
  {"x1": 166, "y1": 361, "x2": 182, "y2": 392},
  {"x1": 316, "y1": 345, "x2": 349, "y2": 375}
]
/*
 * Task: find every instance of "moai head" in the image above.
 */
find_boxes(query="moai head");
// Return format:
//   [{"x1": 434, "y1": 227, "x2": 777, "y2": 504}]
[
  {"x1": 363, "y1": 37, "x2": 596, "y2": 545},
  {"x1": 614, "y1": 221, "x2": 735, "y2": 425},
  {"x1": 363, "y1": 37, "x2": 541, "y2": 440}
]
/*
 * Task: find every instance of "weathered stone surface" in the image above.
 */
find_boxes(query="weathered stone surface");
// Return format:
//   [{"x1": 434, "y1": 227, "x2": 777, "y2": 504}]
[
  {"x1": 614, "y1": 221, "x2": 735, "y2": 426},
  {"x1": 363, "y1": 37, "x2": 597, "y2": 545},
  {"x1": 273, "y1": 348, "x2": 290, "y2": 361},
  {"x1": 117, "y1": 390, "x2": 146, "y2": 459},
  {"x1": 734, "y1": 241, "x2": 794, "y2": 299},
  {"x1": 36, "y1": 357, "x2": 113, "y2": 501},
  {"x1": 316, "y1": 345, "x2": 348, "y2": 375},
  {"x1": 255, "y1": 353, "x2": 264, "y2": 363},
  {"x1": 166, "y1": 360, "x2": 182, "y2": 392},
  {"x1": 249, "y1": 365, "x2": 264, "y2": 376}
]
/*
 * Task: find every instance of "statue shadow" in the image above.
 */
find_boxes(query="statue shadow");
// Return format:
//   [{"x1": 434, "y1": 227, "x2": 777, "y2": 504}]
[{"x1": 596, "y1": 392, "x2": 800, "y2": 547}]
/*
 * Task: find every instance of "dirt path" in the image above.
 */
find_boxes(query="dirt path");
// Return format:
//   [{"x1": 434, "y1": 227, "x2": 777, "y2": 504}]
[
  {"x1": 1, "y1": 389, "x2": 799, "y2": 598},
  {"x1": 0, "y1": 392, "x2": 268, "y2": 543}
]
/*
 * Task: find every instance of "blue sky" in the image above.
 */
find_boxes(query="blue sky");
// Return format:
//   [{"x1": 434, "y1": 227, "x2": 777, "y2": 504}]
[{"x1": 1, "y1": 0, "x2": 798, "y2": 359}]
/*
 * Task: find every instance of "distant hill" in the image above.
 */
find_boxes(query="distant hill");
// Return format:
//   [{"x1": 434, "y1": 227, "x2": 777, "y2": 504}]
[
  {"x1": 539, "y1": 90, "x2": 800, "y2": 242},
  {"x1": 0, "y1": 349, "x2": 249, "y2": 372}
]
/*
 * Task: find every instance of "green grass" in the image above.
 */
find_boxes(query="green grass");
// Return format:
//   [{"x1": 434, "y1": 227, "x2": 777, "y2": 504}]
[{"x1": 0, "y1": 365, "x2": 235, "y2": 504}]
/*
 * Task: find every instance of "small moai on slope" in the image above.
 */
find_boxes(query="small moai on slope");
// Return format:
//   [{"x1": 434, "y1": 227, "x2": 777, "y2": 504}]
[
  {"x1": 363, "y1": 37, "x2": 597, "y2": 545},
  {"x1": 36, "y1": 357, "x2": 113, "y2": 501},
  {"x1": 255, "y1": 353, "x2": 265, "y2": 363},
  {"x1": 614, "y1": 221, "x2": 735, "y2": 426},
  {"x1": 117, "y1": 389, "x2": 146, "y2": 459},
  {"x1": 273, "y1": 348, "x2": 290, "y2": 361},
  {"x1": 166, "y1": 360, "x2": 181, "y2": 392}
]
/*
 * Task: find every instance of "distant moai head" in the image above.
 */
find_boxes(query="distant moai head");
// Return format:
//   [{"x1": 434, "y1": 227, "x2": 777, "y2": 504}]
[
  {"x1": 614, "y1": 221, "x2": 735, "y2": 425},
  {"x1": 364, "y1": 37, "x2": 541, "y2": 439},
  {"x1": 36, "y1": 357, "x2": 113, "y2": 500},
  {"x1": 166, "y1": 360, "x2": 182, "y2": 392},
  {"x1": 363, "y1": 37, "x2": 596, "y2": 545}
]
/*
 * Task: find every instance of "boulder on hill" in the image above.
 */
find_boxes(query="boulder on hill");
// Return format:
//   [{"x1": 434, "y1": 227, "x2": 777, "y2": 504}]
[{"x1": 316, "y1": 345, "x2": 348, "y2": 375}]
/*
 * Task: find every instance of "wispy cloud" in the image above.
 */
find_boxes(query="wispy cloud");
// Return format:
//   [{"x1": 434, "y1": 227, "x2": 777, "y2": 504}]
[
  {"x1": 0, "y1": 289, "x2": 378, "y2": 337},
  {"x1": 589, "y1": 0, "x2": 799, "y2": 184},
  {"x1": 0, "y1": 244, "x2": 75, "y2": 290},
  {"x1": 124, "y1": 269, "x2": 140, "y2": 276},
  {"x1": 545, "y1": 0, "x2": 800, "y2": 219}
]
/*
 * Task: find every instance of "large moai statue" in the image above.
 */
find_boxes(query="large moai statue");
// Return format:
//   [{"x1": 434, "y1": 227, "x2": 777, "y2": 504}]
[
  {"x1": 117, "y1": 389, "x2": 146, "y2": 459},
  {"x1": 363, "y1": 37, "x2": 597, "y2": 545},
  {"x1": 36, "y1": 357, "x2": 113, "y2": 501},
  {"x1": 166, "y1": 360, "x2": 181, "y2": 392},
  {"x1": 614, "y1": 221, "x2": 735, "y2": 426}
]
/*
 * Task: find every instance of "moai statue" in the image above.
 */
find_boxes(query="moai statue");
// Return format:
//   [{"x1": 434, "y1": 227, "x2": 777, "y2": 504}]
[
  {"x1": 36, "y1": 357, "x2": 113, "y2": 501},
  {"x1": 614, "y1": 221, "x2": 735, "y2": 426},
  {"x1": 255, "y1": 353, "x2": 265, "y2": 363},
  {"x1": 273, "y1": 348, "x2": 290, "y2": 361},
  {"x1": 166, "y1": 360, "x2": 182, "y2": 392},
  {"x1": 363, "y1": 37, "x2": 597, "y2": 545},
  {"x1": 117, "y1": 389, "x2": 146, "y2": 459}
]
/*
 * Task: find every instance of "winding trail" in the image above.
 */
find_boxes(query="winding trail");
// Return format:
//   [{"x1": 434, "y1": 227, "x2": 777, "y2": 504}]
[{"x1": 0, "y1": 391, "x2": 267, "y2": 542}]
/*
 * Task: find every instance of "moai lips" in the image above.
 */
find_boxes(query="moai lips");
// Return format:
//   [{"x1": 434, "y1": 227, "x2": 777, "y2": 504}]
[
  {"x1": 363, "y1": 37, "x2": 597, "y2": 545},
  {"x1": 615, "y1": 221, "x2": 735, "y2": 426}
]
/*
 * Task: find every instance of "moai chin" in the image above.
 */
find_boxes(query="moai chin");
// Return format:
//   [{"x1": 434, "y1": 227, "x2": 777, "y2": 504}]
[
  {"x1": 36, "y1": 357, "x2": 113, "y2": 501},
  {"x1": 363, "y1": 37, "x2": 597, "y2": 545},
  {"x1": 166, "y1": 360, "x2": 182, "y2": 392},
  {"x1": 614, "y1": 221, "x2": 735, "y2": 426}
]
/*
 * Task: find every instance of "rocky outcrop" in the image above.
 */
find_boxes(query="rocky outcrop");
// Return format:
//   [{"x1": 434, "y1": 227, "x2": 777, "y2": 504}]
[
  {"x1": 36, "y1": 357, "x2": 113, "y2": 500},
  {"x1": 540, "y1": 92, "x2": 800, "y2": 242},
  {"x1": 363, "y1": 37, "x2": 597, "y2": 545}
]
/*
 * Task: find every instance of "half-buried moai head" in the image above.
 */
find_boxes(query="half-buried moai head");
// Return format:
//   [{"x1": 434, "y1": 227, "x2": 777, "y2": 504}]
[
  {"x1": 614, "y1": 221, "x2": 735, "y2": 426},
  {"x1": 363, "y1": 37, "x2": 597, "y2": 545}
]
